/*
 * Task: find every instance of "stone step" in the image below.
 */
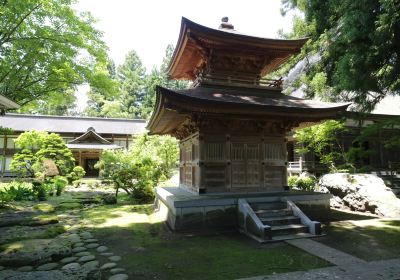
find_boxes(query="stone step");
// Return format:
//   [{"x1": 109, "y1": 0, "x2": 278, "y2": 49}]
[
  {"x1": 260, "y1": 215, "x2": 301, "y2": 226},
  {"x1": 271, "y1": 224, "x2": 309, "y2": 236},
  {"x1": 250, "y1": 202, "x2": 287, "y2": 211},
  {"x1": 255, "y1": 208, "x2": 293, "y2": 218}
]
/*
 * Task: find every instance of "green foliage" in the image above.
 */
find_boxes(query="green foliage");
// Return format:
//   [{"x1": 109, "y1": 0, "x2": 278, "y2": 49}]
[
  {"x1": 53, "y1": 176, "x2": 68, "y2": 196},
  {"x1": 0, "y1": 181, "x2": 36, "y2": 202},
  {"x1": 287, "y1": 175, "x2": 317, "y2": 191},
  {"x1": 295, "y1": 120, "x2": 350, "y2": 171},
  {"x1": 0, "y1": 127, "x2": 14, "y2": 135},
  {"x1": 96, "y1": 134, "x2": 178, "y2": 202},
  {"x1": 288, "y1": 175, "x2": 299, "y2": 187},
  {"x1": 10, "y1": 130, "x2": 75, "y2": 177},
  {"x1": 67, "y1": 166, "x2": 86, "y2": 183},
  {"x1": 280, "y1": 0, "x2": 400, "y2": 112},
  {"x1": 0, "y1": 0, "x2": 114, "y2": 110},
  {"x1": 85, "y1": 45, "x2": 189, "y2": 119},
  {"x1": 347, "y1": 117, "x2": 400, "y2": 168}
]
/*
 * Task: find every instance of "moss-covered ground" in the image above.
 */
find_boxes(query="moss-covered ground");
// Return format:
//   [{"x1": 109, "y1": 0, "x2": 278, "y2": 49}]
[
  {"x1": 318, "y1": 219, "x2": 400, "y2": 261},
  {"x1": 80, "y1": 199, "x2": 330, "y2": 280}
]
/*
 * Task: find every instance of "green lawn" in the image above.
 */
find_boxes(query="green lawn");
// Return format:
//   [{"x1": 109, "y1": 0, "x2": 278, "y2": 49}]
[
  {"x1": 80, "y1": 201, "x2": 330, "y2": 280},
  {"x1": 319, "y1": 219, "x2": 400, "y2": 261}
]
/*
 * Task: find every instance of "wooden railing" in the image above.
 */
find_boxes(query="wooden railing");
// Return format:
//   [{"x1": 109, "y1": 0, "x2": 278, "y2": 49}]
[
  {"x1": 196, "y1": 74, "x2": 283, "y2": 89},
  {"x1": 287, "y1": 158, "x2": 327, "y2": 175}
]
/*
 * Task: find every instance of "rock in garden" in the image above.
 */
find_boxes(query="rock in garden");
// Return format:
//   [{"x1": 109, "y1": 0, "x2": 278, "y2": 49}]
[
  {"x1": 0, "y1": 238, "x2": 71, "y2": 266},
  {"x1": 97, "y1": 246, "x2": 108, "y2": 252},
  {"x1": 84, "y1": 239, "x2": 98, "y2": 243},
  {"x1": 0, "y1": 224, "x2": 63, "y2": 246},
  {"x1": 75, "y1": 251, "x2": 91, "y2": 257},
  {"x1": 60, "y1": 256, "x2": 78, "y2": 264},
  {"x1": 78, "y1": 255, "x2": 96, "y2": 263},
  {"x1": 319, "y1": 173, "x2": 400, "y2": 217},
  {"x1": 61, "y1": 262, "x2": 81, "y2": 271},
  {"x1": 67, "y1": 234, "x2": 81, "y2": 243},
  {"x1": 86, "y1": 243, "x2": 99, "y2": 249},
  {"x1": 102, "y1": 194, "x2": 117, "y2": 205},
  {"x1": 110, "y1": 268, "x2": 126, "y2": 274},
  {"x1": 108, "y1": 274, "x2": 129, "y2": 280},
  {"x1": 17, "y1": 266, "x2": 33, "y2": 272},
  {"x1": 0, "y1": 269, "x2": 96, "y2": 280},
  {"x1": 72, "y1": 246, "x2": 86, "y2": 253},
  {"x1": 109, "y1": 256, "x2": 121, "y2": 262},
  {"x1": 100, "y1": 262, "x2": 117, "y2": 270},
  {"x1": 73, "y1": 242, "x2": 84, "y2": 248},
  {"x1": 82, "y1": 260, "x2": 99, "y2": 270},
  {"x1": 36, "y1": 262, "x2": 58, "y2": 271},
  {"x1": 100, "y1": 252, "x2": 114, "y2": 256},
  {"x1": 80, "y1": 232, "x2": 93, "y2": 239}
]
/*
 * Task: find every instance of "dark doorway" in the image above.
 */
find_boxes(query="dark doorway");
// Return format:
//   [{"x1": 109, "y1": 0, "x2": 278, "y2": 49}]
[{"x1": 85, "y1": 158, "x2": 99, "y2": 177}]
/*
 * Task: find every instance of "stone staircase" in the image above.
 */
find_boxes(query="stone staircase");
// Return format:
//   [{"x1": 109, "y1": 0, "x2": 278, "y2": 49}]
[
  {"x1": 238, "y1": 199, "x2": 321, "y2": 242},
  {"x1": 372, "y1": 171, "x2": 400, "y2": 196}
]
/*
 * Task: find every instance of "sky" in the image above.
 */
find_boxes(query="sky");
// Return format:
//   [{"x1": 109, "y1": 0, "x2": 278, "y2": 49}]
[
  {"x1": 72, "y1": 0, "x2": 297, "y2": 112},
  {"x1": 74, "y1": 0, "x2": 296, "y2": 70}
]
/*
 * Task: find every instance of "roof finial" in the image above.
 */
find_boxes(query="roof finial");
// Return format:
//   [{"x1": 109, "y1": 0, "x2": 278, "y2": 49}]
[{"x1": 219, "y1": 17, "x2": 234, "y2": 30}]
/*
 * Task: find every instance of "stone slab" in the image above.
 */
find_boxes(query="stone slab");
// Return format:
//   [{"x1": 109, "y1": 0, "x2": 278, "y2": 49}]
[{"x1": 286, "y1": 239, "x2": 365, "y2": 267}]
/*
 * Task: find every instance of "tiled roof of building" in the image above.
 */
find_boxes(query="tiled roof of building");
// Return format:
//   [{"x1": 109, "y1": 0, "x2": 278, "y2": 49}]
[
  {"x1": 66, "y1": 143, "x2": 121, "y2": 150},
  {"x1": 0, "y1": 113, "x2": 147, "y2": 135}
]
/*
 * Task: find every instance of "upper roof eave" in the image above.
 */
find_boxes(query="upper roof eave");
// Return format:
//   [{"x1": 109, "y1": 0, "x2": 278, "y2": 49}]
[{"x1": 167, "y1": 17, "x2": 309, "y2": 79}]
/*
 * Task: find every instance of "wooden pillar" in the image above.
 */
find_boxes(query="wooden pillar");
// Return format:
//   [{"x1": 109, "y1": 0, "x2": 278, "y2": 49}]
[
  {"x1": 1, "y1": 134, "x2": 6, "y2": 178},
  {"x1": 79, "y1": 150, "x2": 82, "y2": 167}
]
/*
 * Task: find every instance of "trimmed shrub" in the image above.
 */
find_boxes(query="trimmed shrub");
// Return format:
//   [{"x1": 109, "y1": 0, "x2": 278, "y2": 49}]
[{"x1": 53, "y1": 176, "x2": 68, "y2": 196}]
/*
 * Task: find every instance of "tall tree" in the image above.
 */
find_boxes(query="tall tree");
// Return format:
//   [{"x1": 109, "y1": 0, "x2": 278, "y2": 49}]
[
  {"x1": 117, "y1": 50, "x2": 147, "y2": 118},
  {"x1": 142, "y1": 44, "x2": 189, "y2": 119},
  {"x1": 280, "y1": 0, "x2": 400, "y2": 112},
  {"x1": 0, "y1": 0, "x2": 114, "y2": 108},
  {"x1": 85, "y1": 45, "x2": 190, "y2": 119}
]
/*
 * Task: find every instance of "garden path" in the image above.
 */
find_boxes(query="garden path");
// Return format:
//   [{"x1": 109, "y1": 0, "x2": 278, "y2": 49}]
[{"x1": 239, "y1": 238, "x2": 400, "y2": 280}]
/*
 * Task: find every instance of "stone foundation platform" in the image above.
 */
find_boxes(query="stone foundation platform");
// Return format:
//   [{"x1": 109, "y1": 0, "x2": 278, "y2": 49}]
[{"x1": 154, "y1": 187, "x2": 331, "y2": 231}]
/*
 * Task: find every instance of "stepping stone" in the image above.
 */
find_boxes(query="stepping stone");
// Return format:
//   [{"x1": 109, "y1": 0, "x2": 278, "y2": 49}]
[
  {"x1": 101, "y1": 252, "x2": 114, "y2": 256},
  {"x1": 80, "y1": 232, "x2": 93, "y2": 239},
  {"x1": 82, "y1": 260, "x2": 99, "y2": 271},
  {"x1": 36, "y1": 262, "x2": 58, "y2": 271},
  {"x1": 110, "y1": 268, "x2": 126, "y2": 274},
  {"x1": 86, "y1": 243, "x2": 99, "y2": 249},
  {"x1": 75, "y1": 251, "x2": 91, "y2": 257},
  {"x1": 61, "y1": 262, "x2": 81, "y2": 271},
  {"x1": 78, "y1": 255, "x2": 96, "y2": 263},
  {"x1": 97, "y1": 246, "x2": 108, "y2": 252},
  {"x1": 109, "y1": 256, "x2": 121, "y2": 262},
  {"x1": 67, "y1": 234, "x2": 81, "y2": 243},
  {"x1": 72, "y1": 246, "x2": 86, "y2": 253},
  {"x1": 60, "y1": 256, "x2": 78, "y2": 264},
  {"x1": 85, "y1": 239, "x2": 98, "y2": 243},
  {"x1": 73, "y1": 242, "x2": 84, "y2": 247},
  {"x1": 100, "y1": 262, "x2": 117, "y2": 270},
  {"x1": 18, "y1": 266, "x2": 33, "y2": 272},
  {"x1": 108, "y1": 274, "x2": 129, "y2": 280}
]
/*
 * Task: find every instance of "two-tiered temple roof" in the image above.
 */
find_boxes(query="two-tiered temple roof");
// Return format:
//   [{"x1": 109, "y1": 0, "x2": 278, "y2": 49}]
[{"x1": 147, "y1": 17, "x2": 349, "y2": 138}]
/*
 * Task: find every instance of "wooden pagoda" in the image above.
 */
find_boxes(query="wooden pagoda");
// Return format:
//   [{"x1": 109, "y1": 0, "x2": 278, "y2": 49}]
[{"x1": 148, "y1": 17, "x2": 349, "y2": 195}]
